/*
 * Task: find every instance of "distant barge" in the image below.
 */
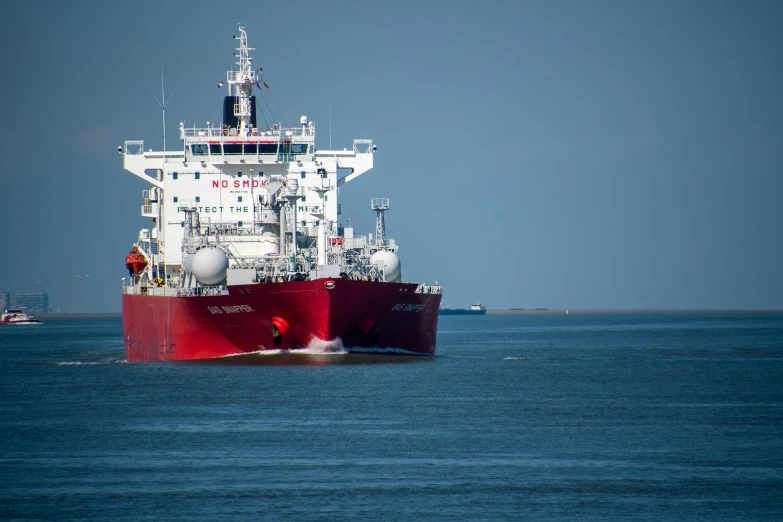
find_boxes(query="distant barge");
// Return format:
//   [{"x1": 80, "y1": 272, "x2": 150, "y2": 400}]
[{"x1": 438, "y1": 303, "x2": 486, "y2": 316}]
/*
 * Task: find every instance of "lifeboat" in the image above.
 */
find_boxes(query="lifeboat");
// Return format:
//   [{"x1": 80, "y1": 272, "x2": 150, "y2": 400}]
[{"x1": 125, "y1": 246, "x2": 148, "y2": 275}]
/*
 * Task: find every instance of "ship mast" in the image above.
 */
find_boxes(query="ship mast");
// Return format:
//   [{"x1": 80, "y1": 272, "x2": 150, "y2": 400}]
[
  {"x1": 151, "y1": 70, "x2": 173, "y2": 285},
  {"x1": 372, "y1": 198, "x2": 390, "y2": 247},
  {"x1": 228, "y1": 25, "x2": 257, "y2": 136}
]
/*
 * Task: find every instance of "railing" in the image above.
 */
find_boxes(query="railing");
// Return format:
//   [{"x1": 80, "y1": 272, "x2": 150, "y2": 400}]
[
  {"x1": 353, "y1": 139, "x2": 374, "y2": 154},
  {"x1": 123, "y1": 140, "x2": 145, "y2": 155},
  {"x1": 141, "y1": 189, "x2": 156, "y2": 216},
  {"x1": 122, "y1": 285, "x2": 229, "y2": 297},
  {"x1": 175, "y1": 286, "x2": 230, "y2": 297},
  {"x1": 371, "y1": 198, "x2": 389, "y2": 210},
  {"x1": 344, "y1": 237, "x2": 367, "y2": 249},
  {"x1": 415, "y1": 284, "x2": 442, "y2": 295},
  {"x1": 181, "y1": 125, "x2": 314, "y2": 138}
]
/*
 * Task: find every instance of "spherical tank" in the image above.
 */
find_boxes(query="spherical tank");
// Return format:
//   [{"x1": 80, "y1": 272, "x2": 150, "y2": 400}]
[
  {"x1": 191, "y1": 248, "x2": 229, "y2": 286},
  {"x1": 370, "y1": 250, "x2": 402, "y2": 283},
  {"x1": 182, "y1": 252, "x2": 195, "y2": 275}
]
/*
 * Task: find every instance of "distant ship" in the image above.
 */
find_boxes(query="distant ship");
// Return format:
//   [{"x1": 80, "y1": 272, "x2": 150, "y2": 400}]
[
  {"x1": 1, "y1": 309, "x2": 42, "y2": 325},
  {"x1": 439, "y1": 303, "x2": 487, "y2": 316},
  {"x1": 119, "y1": 26, "x2": 442, "y2": 362}
]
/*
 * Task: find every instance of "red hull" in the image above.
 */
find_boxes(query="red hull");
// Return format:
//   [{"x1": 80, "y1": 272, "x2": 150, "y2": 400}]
[{"x1": 122, "y1": 279, "x2": 441, "y2": 362}]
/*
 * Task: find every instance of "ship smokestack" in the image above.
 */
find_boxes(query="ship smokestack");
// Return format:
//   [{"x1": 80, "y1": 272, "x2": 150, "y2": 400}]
[{"x1": 223, "y1": 95, "x2": 257, "y2": 129}]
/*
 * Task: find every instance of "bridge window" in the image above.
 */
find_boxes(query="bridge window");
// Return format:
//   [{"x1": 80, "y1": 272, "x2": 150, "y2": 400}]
[
  {"x1": 244, "y1": 144, "x2": 257, "y2": 154},
  {"x1": 191, "y1": 144, "x2": 208, "y2": 155},
  {"x1": 210, "y1": 144, "x2": 222, "y2": 155},
  {"x1": 224, "y1": 143, "x2": 242, "y2": 155},
  {"x1": 276, "y1": 143, "x2": 308, "y2": 162}
]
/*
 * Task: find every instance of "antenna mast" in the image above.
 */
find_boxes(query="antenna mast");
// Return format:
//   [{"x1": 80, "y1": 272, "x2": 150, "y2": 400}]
[
  {"x1": 152, "y1": 68, "x2": 174, "y2": 151},
  {"x1": 228, "y1": 25, "x2": 256, "y2": 136}
]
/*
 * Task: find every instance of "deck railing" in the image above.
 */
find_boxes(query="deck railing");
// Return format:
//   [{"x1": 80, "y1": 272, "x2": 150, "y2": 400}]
[
  {"x1": 122, "y1": 285, "x2": 229, "y2": 297},
  {"x1": 181, "y1": 125, "x2": 314, "y2": 138}
]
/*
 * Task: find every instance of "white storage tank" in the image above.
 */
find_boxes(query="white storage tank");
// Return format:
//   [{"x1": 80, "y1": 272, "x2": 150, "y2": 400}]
[
  {"x1": 191, "y1": 247, "x2": 229, "y2": 286},
  {"x1": 182, "y1": 252, "x2": 195, "y2": 276},
  {"x1": 259, "y1": 232, "x2": 280, "y2": 256},
  {"x1": 370, "y1": 250, "x2": 402, "y2": 283}
]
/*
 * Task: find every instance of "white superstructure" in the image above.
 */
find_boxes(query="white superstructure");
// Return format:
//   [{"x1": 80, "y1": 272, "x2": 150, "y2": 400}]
[
  {"x1": 1, "y1": 309, "x2": 42, "y2": 324},
  {"x1": 120, "y1": 26, "x2": 420, "y2": 291}
]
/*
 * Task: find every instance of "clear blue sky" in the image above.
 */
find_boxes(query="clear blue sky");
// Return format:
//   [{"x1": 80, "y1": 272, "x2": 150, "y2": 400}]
[{"x1": 1, "y1": 0, "x2": 781, "y2": 311}]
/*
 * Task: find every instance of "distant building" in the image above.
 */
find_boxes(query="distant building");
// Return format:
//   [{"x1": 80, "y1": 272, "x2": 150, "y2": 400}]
[
  {"x1": 0, "y1": 292, "x2": 10, "y2": 310},
  {"x1": 13, "y1": 293, "x2": 50, "y2": 314}
]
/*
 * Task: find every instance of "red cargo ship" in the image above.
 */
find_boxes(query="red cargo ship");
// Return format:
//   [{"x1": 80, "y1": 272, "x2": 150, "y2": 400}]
[{"x1": 120, "y1": 26, "x2": 441, "y2": 361}]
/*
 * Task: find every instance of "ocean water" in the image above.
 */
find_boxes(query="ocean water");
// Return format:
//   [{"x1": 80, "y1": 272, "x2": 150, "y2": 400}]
[{"x1": 1, "y1": 312, "x2": 782, "y2": 521}]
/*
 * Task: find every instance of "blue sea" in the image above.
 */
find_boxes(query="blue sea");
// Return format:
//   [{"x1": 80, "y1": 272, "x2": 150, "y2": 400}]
[{"x1": 1, "y1": 312, "x2": 782, "y2": 520}]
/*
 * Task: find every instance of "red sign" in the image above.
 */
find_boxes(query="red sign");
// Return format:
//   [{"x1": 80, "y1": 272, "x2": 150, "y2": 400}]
[{"x1": 212, "y1": 179, "x2": 268, "y2": 189}]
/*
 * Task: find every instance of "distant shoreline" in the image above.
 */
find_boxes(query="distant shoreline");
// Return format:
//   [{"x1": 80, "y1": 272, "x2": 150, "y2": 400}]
[
  {"x1": 33, "y1": 309, "x2": 783, "y2": 319},
  {"x1": 38, "y1": 313, "x2": 122, "y2": 318},
  {"x1": 487, "y1": 309, "x2": 783, "y2": 315}
]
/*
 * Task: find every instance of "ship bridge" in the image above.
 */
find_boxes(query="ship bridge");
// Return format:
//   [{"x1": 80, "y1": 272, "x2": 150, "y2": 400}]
[{"x1": 180, "y1": 121, "x2": 315, "y2": 163}]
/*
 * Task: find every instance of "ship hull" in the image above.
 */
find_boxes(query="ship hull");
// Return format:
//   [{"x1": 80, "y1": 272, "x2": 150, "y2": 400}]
[{"x1": 122, "y1": 279, "x2": 441, "y2": 362}]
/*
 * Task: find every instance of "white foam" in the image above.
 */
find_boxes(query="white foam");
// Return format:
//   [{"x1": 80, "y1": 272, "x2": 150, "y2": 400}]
[
  {"x1": 302, "y1": 336, "x2": 347, "y2": 354},
  {"x1": 218, "y1": 337, "x2": 347, "y2": 357},
  {"x1": 54, "y1": 358, "x2": 127, "y2": 365},
  {"x1": 218, "y1": 348, "x2": 275, "y2": 357},
  {"x1": 217, "y1": 338, "x2": 429, "y2": 357}
]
